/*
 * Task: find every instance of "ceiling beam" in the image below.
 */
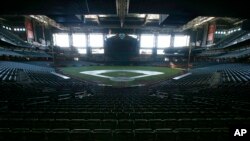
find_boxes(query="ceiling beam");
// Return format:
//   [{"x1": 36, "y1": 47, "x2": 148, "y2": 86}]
[
  {"x1": 85, "y1": 0, "x2": 90, "y2": 13},
  {"x1": 75, "y1": 14, "x2": 84, "y2": 23},
  {"x1": 69, "y1": 24, "x2": 180, "y2": 32},
  {"x1": 159, "y1": 14, "x2": 169, "y2": 25},
  {"x1": 96, "y1": 15, "x2": 100, "y2": 25},
  {"x1": 143, "y1": 14, "x2": 149, "y2": 26},
  {"x1": 180, "y1": 16, "x2": 216, "y2": 31},
  {"x1": 116, "y1": 0, "x2": 129, "y2": 28},
  {"x1": 27, "y1": 15, "x2": 68, "y2": 30}
]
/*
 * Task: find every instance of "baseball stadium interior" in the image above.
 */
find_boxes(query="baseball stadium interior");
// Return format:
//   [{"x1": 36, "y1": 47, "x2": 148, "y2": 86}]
[{"x1": 0, "y1": 0, "x2": 250, "y2": 141}]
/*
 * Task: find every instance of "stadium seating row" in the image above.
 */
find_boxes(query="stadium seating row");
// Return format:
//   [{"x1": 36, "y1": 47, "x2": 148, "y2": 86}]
[
  {"x1": 1, "y1": 61, "x2": 250, "y2": 141},
  {"x1": 0, "y1": 128, "x2": 229, "y2": 141}
]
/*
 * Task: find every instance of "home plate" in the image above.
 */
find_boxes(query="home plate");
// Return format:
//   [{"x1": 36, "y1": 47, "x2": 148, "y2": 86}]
[
  {"x1": 80, "y1": 70, "x2": 164, "y2": 82},
  {"x1": 110, "y1": 77, "x2": 135, "y2": 81}
]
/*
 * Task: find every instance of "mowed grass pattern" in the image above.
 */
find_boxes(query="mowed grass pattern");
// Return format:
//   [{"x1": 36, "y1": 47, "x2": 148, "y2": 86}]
[{"x1": 61, "y1": 66, "x2": 183, "y2": 86}]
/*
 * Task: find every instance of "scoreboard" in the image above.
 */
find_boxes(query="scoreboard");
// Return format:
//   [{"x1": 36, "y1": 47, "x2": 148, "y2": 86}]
[{"x1": 104, "y1": 34, "x2": 139, "y2": 60}]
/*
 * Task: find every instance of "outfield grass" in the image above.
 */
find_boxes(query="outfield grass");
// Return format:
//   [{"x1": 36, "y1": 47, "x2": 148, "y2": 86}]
[{"x1": 61, "y1": 66, "x2": 183, "y2": 86}]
